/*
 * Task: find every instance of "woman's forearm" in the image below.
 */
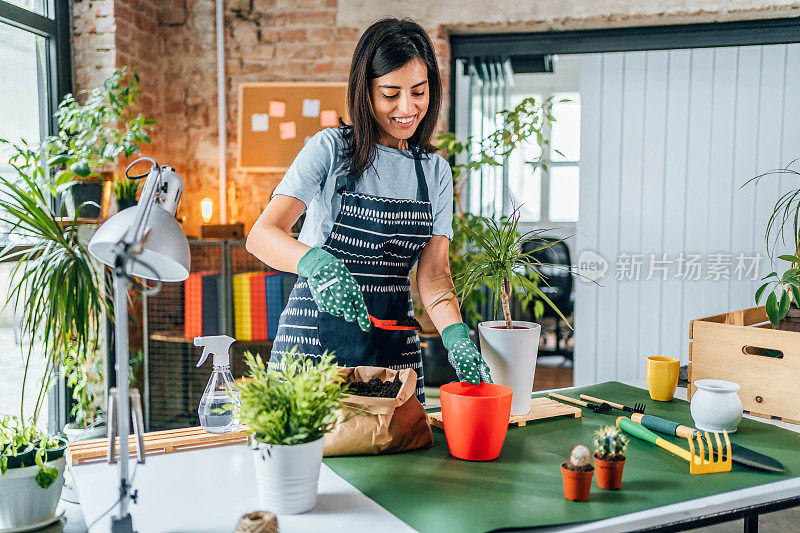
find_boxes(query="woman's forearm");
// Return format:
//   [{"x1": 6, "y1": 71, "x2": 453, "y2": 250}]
[
  {"x1": 246, "y1": 223, "x2": 309, "y2": 274},
  {"x1": 417, "y1": 269, "x2": 463, "y2": 332},
  {"x1": 245, "y1": 195, "x2": 310, "y2": 274}
]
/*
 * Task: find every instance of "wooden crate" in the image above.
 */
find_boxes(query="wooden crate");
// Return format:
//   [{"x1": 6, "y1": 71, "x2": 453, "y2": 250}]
[
  {"x1": 427, "y1": 396, "x2": 581, "y2": 429},
  {"x1": 689, "y1": 306, "x2": 800, "y2": 424}
]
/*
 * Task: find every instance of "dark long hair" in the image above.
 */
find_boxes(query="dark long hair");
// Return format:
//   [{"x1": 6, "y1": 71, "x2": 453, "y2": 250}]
[{"x1": 342, "y1": 18, "x2": 442, "y2": 178}]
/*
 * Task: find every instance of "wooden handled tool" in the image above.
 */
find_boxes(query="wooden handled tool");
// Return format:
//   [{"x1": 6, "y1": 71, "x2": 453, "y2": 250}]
[
  {"x1": 580, "y1": 394, "x2": 645, "y2": 414},
  {"x1": 548, "y1": 392, "x2": 612, "y2": 414}
]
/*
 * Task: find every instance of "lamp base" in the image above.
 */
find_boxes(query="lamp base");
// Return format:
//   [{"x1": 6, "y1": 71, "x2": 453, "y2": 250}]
[
  {"x1": 111, "y1": 514, "x2": 135, "y2": 533},
  {"x1": 200, "y1": 223, "x2": 245, "y2": 239}
]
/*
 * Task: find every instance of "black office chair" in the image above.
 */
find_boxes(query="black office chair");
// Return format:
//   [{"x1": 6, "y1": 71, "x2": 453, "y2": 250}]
[{"x1": 518, "y1": 237, "x2": 574, "y2": 360}]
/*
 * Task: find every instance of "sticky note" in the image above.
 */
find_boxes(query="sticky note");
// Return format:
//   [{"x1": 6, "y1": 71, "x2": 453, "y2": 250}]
[
  {"x1": 302, "y1": 99, "x2": 321, "y2": 117},
  {"x1": 251, "y1": 113, "x2": 269, "y2": 132},
  {"x1": 320, "y1": 109, "x2": 338, "y2": 127},
  {"x1": 269, "y1": 100, "x2": 286, "y2": 117},
  {"x1": 279, "y1": 121, "x2": 297, "y2": 140}
]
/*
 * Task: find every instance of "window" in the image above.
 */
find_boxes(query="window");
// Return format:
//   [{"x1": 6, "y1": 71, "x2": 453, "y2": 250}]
[
  {"x1": 0, "y1": 0, "x2": 72, "y2": 430},
  {"x1": 508, "y1": 90, "x2": 581, "y2": 224}
]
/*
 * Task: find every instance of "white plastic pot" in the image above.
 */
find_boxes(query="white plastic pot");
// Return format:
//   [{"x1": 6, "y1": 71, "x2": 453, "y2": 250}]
[
  {"x1": 478, "y1": 320, "x2": 542, "y2": 416},
  {"x1": 0, "y1": 457, "x2": 65, "y2": 528},
  {"x1": 63, "y1": 421, "x2": 106, "y2": 442},
  {"x1": 252, "y1": 437, "x2": 324, "y2": 515}
]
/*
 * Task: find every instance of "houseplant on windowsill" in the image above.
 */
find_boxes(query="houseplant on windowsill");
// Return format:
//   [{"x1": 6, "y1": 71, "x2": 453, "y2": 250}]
[
  {"x1": 238, "y1": 348, "x2": 348, "y2": 515},
  {"x1": 112, "y1": 175, "x2": 141, "y2": 213},
  {"x1": 592, "y1": 426, "x2": 628, "y2": 490},
  {"x1": 745, "y1": 159, "x2": 800, "y2": 330}
]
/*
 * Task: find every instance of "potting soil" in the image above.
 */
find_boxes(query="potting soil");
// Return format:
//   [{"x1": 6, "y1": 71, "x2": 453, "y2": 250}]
[
  {"x1": 324, "y1": 381, "x2": 800, "y2": 533},
  {"x1": 347, "y1": 378, "x2": 402, "y2": 398}
]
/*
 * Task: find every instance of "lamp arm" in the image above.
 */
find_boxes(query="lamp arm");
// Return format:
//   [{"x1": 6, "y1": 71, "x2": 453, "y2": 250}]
[{"x1": 120, "y1": 158, "x2": 163, "y2": 252}]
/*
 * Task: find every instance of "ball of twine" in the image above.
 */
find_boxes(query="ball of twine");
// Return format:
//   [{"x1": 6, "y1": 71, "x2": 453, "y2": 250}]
[{"x1": 234, "y1": 511, "x2": 278, "y2": 533}]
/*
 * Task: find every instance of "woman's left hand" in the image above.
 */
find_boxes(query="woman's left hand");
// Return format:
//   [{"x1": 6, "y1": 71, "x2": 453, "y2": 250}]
[{"x1": 441, "y1": 322, "x2": 492, "y2": 385}]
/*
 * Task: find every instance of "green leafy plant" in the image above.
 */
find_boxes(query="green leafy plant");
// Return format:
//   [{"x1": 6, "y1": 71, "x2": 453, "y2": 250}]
[
  {"x1": 436, "y1": 96, "x2": 566, "y2": 325},
  {"x1": 592, "y1": 426, "x2": 628, "y2": 460},
  {"x1": 44, "y1": 67, "x2": 155, "y2": 181},
  {"x1": 112, "y1": 177, "x2": 140, "y2": 202},
  {"x1": 745, "y1": 159, "x2": 800, "y2": 326},
  {"x1": 63, "y1": 343, "x2": 105, "y2": 429},
  {"x1": 447, "y1": 206, "x2": 570, "y2": 329},
  {"x1": 238, "y1": 348, "x2": 348, "y2": 446},
  {"x1": 0, "y1": 416, "x2": 63, "y2": 489}
]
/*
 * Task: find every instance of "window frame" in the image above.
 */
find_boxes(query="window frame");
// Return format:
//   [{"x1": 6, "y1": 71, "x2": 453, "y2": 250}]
[{"x1": 0, "y1": 0, "x2": 72, "y2": 433}]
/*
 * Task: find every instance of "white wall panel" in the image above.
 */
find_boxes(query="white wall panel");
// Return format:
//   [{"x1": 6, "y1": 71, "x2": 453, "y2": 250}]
[{"x1": 575, "y1": 43, "x2": 800, "y2": 385}]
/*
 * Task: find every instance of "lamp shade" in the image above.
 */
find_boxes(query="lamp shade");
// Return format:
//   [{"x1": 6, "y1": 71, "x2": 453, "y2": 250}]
[{"x1": 89, "y1": 206, "x2": 191, "y2": 282}]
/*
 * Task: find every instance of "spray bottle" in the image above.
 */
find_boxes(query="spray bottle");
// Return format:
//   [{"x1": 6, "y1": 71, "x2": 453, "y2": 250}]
[{"x1": 194, "y1": 335, "x2": 241, "y2": 433}]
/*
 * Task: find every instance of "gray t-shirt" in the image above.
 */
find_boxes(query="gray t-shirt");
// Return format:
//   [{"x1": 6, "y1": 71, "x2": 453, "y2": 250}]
[{"x1": 272, "y1": 127, "x2": 454, "y2": 247}]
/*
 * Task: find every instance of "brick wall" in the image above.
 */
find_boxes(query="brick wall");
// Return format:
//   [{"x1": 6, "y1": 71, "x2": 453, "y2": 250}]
[{"x1": 70, "y1": 0, "x2": 799, "y2": 236}]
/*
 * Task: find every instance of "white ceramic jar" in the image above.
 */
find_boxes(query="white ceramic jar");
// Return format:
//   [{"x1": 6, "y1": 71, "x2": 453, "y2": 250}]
[{"x1": 690, "y1": 379, "x2": 743, "y2": 433}]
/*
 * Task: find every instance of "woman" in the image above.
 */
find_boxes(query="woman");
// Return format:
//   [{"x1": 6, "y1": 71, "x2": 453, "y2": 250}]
[{"x1": 246, "y1": 18, "x2": 491, "y2": 403}]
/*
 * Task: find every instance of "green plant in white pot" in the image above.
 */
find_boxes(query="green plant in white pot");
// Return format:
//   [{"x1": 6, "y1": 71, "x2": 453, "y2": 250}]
[
  {"x1": 0, "y1": 139, "x2": 105, "y2": 527},
  {"x1": 447, "y1": 207, "x2": 571, "y2": 416},
  {"x1": 238, "y1": 348, "x2": 347, "y2": 515}
]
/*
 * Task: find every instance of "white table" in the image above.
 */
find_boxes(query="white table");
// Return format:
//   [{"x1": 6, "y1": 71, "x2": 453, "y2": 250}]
[{"x1": 70, "y1": 384, "x2": 800, "y2": 532}]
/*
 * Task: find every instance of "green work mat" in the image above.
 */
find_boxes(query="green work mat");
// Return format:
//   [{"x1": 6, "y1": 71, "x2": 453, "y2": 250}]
[{"x1": 323, "y1": 382, "x2": 800, "y2": 533}]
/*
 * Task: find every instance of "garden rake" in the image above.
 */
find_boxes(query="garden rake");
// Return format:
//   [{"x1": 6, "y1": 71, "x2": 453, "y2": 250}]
[{"x1": 617, "y1": 417, "x2": 732, "y2": 475}]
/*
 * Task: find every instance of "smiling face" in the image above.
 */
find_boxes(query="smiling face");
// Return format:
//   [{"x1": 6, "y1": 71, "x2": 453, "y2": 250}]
[{"x1": 369, "y1": 58, "x2": 429, "y2": 149}]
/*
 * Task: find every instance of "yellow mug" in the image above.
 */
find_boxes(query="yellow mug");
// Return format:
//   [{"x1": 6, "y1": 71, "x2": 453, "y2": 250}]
[{"x1": 646, "y1": 356, "x2": 680, "y2": 401}]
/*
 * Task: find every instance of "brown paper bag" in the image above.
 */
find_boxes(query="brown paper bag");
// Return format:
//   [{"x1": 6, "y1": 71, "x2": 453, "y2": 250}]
[{"x1": 323, "y1": 366, "x2": 434, "y2": 456}]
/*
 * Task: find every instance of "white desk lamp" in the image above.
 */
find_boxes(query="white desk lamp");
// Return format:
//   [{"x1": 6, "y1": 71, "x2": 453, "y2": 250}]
[{"x1": 88, "y1": 157, "x2": 190, "y2": 532}]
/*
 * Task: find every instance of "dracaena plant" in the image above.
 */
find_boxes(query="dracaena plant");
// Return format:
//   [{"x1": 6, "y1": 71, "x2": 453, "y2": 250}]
[
  {"x1": 449, "y1": 206, "x2": 570, "y2": 329},
  {"x1": 745, "y1": 158, "x2": 800, "y2": 326},
  {"x1": 238, "y1": 348, "x2": 348, "y2": 446}
]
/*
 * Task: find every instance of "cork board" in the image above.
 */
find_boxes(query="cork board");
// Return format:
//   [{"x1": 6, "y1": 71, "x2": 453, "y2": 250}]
[{"x1": 237, "y1": 82, "x2": 347, "y2": 172}]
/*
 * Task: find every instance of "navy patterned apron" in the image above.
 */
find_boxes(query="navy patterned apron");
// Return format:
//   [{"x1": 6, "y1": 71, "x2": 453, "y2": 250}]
[{"x1": 270, "y1": 146, "x2": 433, "y2": 403}]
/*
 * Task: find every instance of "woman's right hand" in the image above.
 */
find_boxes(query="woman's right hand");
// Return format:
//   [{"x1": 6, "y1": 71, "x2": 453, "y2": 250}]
[{"x1": 298, "y1": 248, "x2": 371, "y2": 332}]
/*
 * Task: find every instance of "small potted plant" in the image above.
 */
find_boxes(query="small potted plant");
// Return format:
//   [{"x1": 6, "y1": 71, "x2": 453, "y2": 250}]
[
  {"x1": 592, "y1": 426, "x2": 628, "y2": 490},
  {"x1": 561, "y1": 444, "x2": 594, "y2": 502},
  {"x1": 238, "y1": 348, "x2": 347, "y2": 515},
  {"x1": 113, "y1": 176, "x2": 141, "y2": 212}
]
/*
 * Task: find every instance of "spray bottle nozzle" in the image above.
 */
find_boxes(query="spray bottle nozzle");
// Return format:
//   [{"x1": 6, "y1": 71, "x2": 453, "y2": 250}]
[{"x1": 194, "y1": 335, "x2": 236, "y2": 367}]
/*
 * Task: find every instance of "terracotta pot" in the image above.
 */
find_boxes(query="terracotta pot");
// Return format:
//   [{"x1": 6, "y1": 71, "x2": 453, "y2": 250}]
[
  {"x1": 561, "y1": 463, "x2": 594, "y2": 501},
  {"x1": 594, "y1": 454, "x2": 625, "y2": 490}
]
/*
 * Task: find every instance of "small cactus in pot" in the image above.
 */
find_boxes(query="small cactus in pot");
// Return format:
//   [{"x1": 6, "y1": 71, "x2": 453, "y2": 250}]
[
  {"x1": 561, "y1": 444, "x2": 594, "y2": 501},
  {"x1": 593, "y1": 426, "x2": 628, "y2": 490}
]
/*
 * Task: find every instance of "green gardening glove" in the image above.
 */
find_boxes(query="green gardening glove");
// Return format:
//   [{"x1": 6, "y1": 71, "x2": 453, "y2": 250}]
[
  {"x1": 298, "y1": 248, "x2": 371, "y2": 332},
  {"x1": 442, "y1": 322, "x2": 492, "y2": 385}
]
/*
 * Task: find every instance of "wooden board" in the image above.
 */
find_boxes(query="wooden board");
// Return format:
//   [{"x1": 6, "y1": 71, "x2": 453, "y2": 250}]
[
  {"x1": 689, "y1": 306, "x2": 800, "y2": 424},
  {"x1": 67, "y1": 426, "x2": 249, "y2": 466},
  {"x1": 426, "y1": 396, "x2": 581, "y2": 430},
  {"x1": 237, "y1": 82, "x2": 347, "y2": 172}
]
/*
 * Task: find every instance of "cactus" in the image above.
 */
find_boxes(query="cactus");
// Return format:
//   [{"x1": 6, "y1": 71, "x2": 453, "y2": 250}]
[
  {"x1": 566, "y1": 444, "x2": 593, "y2": 471},
  {"x1": 593, "y1": 426, "x2": 629, "y2": 460}
]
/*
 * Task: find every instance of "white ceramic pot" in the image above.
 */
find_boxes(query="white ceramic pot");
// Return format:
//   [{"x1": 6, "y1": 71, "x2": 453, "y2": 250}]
[
  {"x1": 252, "y1": 437, "x2": 324, "y2": 515},
  {"x1": 0, "y1": 457, "x2": 65, "y2": 528},
  {"x1": 478, "y1": 320, "x2": 542, "y2": 416},
  {"x1": 63, "y1": 421, "x2": 106, "y2": 442},
  {"x1": 690, "y1": 379, "x2": 743, "y2": 433}
]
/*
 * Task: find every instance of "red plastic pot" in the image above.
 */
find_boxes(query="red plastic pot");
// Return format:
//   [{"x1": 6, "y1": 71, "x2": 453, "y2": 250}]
[
  {"x1": 561, "y1": 463, "x2": 594, "y2": 501},
  {"x1": 439, "y1": 382, "x2": 513, "y2": 461},
  {"x1": 594, "y1": 455, "x2": 625, "y2": 490}
]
